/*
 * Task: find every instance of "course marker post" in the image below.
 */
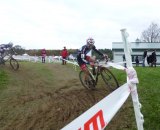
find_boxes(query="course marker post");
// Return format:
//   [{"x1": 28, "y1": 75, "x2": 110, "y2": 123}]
[{"x1": 121, "y1": 29, "x2": 144, "y2": 130}]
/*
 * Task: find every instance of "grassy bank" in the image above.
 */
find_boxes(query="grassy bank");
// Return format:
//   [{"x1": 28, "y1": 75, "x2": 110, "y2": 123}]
[{"x1": 0, "y1": 70, "x2": 8, "y2": 91}]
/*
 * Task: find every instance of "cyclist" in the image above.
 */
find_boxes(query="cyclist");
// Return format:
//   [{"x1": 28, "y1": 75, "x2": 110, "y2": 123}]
[
  {"x1": 77, "y1": 37, "x2": 107, "y2": 86},
  {"x1": 0, "y1": 43, "x2": 13, "y2": 52},
  {"x1": 0, "y1": 43, "x2": 13, "y2": 57},
  {"x1": 0, "y1": 43, "x2": 13, "y2": 64}
]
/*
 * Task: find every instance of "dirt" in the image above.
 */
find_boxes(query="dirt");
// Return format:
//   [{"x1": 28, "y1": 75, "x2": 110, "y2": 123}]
[{"x1": 0, "y1": 62, "x2": 136, "y2": 130}]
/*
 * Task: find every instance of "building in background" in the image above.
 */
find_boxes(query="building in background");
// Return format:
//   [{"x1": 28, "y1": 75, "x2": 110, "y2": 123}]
[{"x1": 112, "y1": 42, "x2": 160, "y2": 65}]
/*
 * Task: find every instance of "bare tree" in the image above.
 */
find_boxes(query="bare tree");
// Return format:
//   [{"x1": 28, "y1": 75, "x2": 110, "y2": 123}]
[{"x1": 141, "y1": 22, "x2": 160, "y2": 42}]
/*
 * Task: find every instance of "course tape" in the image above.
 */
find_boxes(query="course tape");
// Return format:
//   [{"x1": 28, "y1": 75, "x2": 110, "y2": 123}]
[
  {"x1": 61, "y1": 58, "x2": 125, "y2": 71},
  {"x1": 61, "y1": 83, "x2": 130, "y2": 130}
]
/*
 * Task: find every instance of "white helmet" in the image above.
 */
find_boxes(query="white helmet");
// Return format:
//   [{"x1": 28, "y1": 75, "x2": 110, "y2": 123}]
[{"x1": 86, "y1": 37, "x2": 95, "y2": 46}]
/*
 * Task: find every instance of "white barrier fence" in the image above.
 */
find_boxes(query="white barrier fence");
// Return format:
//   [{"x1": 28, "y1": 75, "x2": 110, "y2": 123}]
[
  {"x1": 61, "y1": 29, "x2": 144, "y2": 130},
  {"x1": 11, "y1": 55, "x2": 62, "y2": 63}
]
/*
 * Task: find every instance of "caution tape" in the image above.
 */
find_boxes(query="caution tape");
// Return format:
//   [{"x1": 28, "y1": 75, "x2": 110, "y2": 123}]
[{"x1": 61, "y1": 83, "x2": 130, "y2": 130}]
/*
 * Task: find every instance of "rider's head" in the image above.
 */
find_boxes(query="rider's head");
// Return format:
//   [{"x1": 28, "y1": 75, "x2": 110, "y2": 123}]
[{"x1": 86, "y1": 37, "x2": 95, "y2": 49}]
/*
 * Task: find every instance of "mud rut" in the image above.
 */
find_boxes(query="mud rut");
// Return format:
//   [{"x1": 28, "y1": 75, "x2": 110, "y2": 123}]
[
  {"x1": 1, "y1": 63, "x2": 135, "y2": 130},
  {"x1": 14, "y1": 87, "x2": 134, "y2": 130}
]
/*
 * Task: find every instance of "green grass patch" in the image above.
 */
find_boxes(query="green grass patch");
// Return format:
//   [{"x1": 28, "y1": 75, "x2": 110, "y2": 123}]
[
  {"x1": 111, "y1": 66, "x2": 160, "y2": 130},
  {"x1": 135, "y1": 67, "x2": 160, "y2": 130},
  {"x1": 0, "y1": 69, "x2": 8, "y2": 90}
]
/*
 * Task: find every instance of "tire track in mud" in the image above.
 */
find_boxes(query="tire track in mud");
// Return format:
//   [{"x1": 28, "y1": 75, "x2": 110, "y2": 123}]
[
  {"x1": 4, "y1": 79, "x2": 110, "y2": 130},
  {"x1": 47, "y1": 87, "x2": 109, "y2": 130}
]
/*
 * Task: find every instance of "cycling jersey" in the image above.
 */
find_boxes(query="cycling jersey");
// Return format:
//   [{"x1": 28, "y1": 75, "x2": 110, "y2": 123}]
[
  {"x1": 77, "y1": 45, "x2": 103, "y2": 70},
  {"x1": 77, "y1": 45, "x2": 103, "y2": 57}
]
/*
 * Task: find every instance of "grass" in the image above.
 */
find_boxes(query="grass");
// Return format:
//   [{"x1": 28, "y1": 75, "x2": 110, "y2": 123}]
[
  {"x1": 111, "y1": 66, "x2": 160, "y2": 130},
  {"x1": 0, "y1": 69, "x2": 8, "y2": 91},
  {"x1": 136, "y1": 67, "x2": 160, "y2": 130},
  {"x1": 0, "y1": 62, "x2": 160, "y2": 130}
]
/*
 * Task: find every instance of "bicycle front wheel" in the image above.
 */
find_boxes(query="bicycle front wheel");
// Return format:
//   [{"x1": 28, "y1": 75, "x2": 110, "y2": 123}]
[
  {"x1": 79, "y1": 71, "x2": 95, "y2": 90},
  {"x1": 101, "y1": 67, "x2": 119, "y2": 91},
  {"x1": 10, "y1": 58, "x2": 19, "y2": 71}
]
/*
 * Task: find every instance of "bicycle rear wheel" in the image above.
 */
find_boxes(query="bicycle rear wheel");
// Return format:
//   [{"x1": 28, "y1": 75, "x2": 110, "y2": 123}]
[
  {"x1": 100, "y1": 67, "x2": 119, "y2": 91},
  {"x1": 79, "y1": 71, "x2": 95, "y2": 90},
  {"x1": 10, "y1": 58, "x2": 19, "y2": 71}
]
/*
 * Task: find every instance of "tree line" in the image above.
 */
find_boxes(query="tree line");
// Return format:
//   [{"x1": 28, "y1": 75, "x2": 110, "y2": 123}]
[{"x1": 13, "y1": 47, "x2": 113, "y2": 59}]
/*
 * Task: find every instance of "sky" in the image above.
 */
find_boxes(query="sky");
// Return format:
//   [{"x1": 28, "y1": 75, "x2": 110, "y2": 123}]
[{"x1": 0, "y1": 0, "x2": 160, "y2": 50}]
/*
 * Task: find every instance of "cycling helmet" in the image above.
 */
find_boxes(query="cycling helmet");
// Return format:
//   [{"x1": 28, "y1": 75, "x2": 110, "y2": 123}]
[{"x1": 86, "y1": 37, "x2": 95, "y2": 47}]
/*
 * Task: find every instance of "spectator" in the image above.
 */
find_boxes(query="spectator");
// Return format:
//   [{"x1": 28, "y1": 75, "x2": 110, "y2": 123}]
[
  {"x1": 147, "y1": 54, "x2": 152, "y2": 66},
  {"x1": 123, "y1": 54, "x2": 126, "y2": 67},
  {"x1": 142, "y1": 50, "x2": 147, "y2": 67},
  {"x1": 41, "y1": 48, "x2": 47, "y2": 63},
  {"x1": 61, "y1": 46, "x2": 68, "y2": 65},
  {"x1": 151, "y1": 50, "x2": 157, "y2": 67},
  {"x1": 135, "y1": 56, "x2": 139, "y2": 67}
]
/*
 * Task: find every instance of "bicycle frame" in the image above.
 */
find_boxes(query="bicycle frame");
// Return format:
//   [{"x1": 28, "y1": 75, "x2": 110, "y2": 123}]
[{"x1": 86, "y1": 64, "x2": 101, "y2": 86}]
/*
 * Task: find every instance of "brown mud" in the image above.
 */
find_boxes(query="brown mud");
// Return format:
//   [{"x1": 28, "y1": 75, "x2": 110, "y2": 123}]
[{"x1": 0, "y1": 62, "x2": 136, "y2": 130}]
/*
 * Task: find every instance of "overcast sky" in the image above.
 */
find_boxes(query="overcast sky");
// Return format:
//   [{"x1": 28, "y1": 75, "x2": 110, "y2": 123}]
[{"x1": 0, "y1": 0, "x2": 159, "y2": 50}]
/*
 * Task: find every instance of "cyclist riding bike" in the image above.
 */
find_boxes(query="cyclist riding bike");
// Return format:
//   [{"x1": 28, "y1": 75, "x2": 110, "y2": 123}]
[
  {"x1": 0, "y1": 43, "x2": 13, "y2": 61},
  {"x1": 77, "y1": 37, "x2": 107, "y2": 86},
  {"x1": 0, "y1": 42, "x2": 19, "y2": 70}
]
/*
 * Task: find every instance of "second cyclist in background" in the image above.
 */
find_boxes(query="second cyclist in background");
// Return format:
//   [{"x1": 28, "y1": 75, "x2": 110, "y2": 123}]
[{"x1": 0, "y1": 43, "x2": 13, "y2": 64}]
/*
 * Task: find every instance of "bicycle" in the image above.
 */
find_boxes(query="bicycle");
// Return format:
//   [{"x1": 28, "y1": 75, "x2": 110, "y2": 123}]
[
  {"x1": 0, "y1": 44, "x2": 19, "y2": 71},
  {"x1": 79, "y1": 58, "x2": 119, "y2": 91}
]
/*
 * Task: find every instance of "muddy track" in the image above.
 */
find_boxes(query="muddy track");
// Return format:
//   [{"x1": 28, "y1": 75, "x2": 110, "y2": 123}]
[
  {"x1": 3, "y1": 87, "x2": 135, "y2": 130},
  {"x1": 0, "y1": 63, "x2": 136, "y2": 130},
  {"x1": 4, "y1": 87, "x2": 110, "y2": 130}
]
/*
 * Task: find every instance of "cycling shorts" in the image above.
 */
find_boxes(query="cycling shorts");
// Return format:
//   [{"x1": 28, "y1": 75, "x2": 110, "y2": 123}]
[{"x1": 77, "y1": 55, "x2": 91, "y2": 71}]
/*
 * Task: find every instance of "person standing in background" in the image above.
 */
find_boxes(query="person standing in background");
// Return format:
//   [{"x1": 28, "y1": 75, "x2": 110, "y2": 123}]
[
  {"x1": 41, "y1": 48, "x2": 47, "y2": 63},
  {"x1": 151, "y1": 50, "x2": 157, "y2": 67},
  {"x1": 61, "y1": 46, "x2": 68, "y2": 65},
  {"x1": 135, "y1": 56, "x2": 139, "y2": 67},
  {"x1": 123, "y1": 54, "x2": 126, "y2": 67},
  {"x1": 142, "y1": 50, "x2": 147, "y2": 67}
]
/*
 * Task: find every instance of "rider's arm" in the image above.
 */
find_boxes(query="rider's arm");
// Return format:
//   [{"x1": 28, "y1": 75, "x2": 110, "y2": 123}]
[
  {"x1": 92, "y1": 46, "x2": 103, "y2": 56},
  {"x1": 80, "y1": 45, "x2": 88, "y2": 59}
]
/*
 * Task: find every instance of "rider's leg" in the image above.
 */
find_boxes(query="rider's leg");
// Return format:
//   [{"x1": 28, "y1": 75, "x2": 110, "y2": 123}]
[
  {"x1": 80, "y1": 64, "x2": 89, "y2": 81},
  {"x1": 77, "y1": 55, "x2": 91, "y2": 84},
  {"x1": 87, "y1": 56, "x2": 96, "y2": 75}
]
